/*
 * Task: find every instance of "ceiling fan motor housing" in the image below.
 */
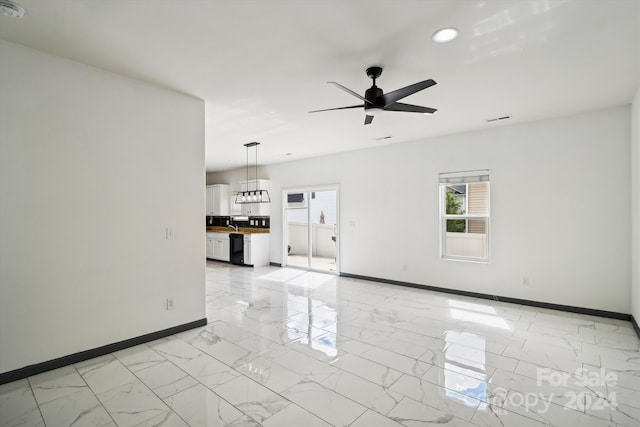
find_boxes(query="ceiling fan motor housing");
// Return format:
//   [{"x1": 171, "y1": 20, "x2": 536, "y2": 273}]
[{"x1": 364, "y1": 86, "x2": 383, "y2": 111}]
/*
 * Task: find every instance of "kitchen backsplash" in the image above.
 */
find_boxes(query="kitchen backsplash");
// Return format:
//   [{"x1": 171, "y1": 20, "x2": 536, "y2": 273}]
[{"x1": 206, "y1": 216, "x2": 270, "y2": 229}]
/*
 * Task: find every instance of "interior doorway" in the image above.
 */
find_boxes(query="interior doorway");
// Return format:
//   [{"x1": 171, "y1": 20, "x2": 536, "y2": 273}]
[{"x1": 284, "y1": 186, "x2": 338, "y2": 273}]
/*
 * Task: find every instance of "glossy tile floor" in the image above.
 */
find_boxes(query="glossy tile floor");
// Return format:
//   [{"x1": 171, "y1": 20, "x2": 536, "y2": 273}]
[
  {"x1": 286, "y1": 255, "x2": 336, "y2": 272},
  {"x1": 2, "y1": 262, "x2": 639, "y2": 427}
]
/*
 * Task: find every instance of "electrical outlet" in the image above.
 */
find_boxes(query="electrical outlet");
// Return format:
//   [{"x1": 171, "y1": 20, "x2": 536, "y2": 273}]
[
  {"x1": 522, "y1": 277, "x2": 529, "y2": 286},
  {"x1": 166, "y1": 227, "x2": 176, "y2": 240},
  {"x1": 166, "y1": 297, "x2": 174, "y2": 310}
]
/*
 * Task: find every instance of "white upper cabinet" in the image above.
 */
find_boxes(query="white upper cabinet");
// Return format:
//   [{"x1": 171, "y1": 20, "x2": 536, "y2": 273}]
[
  {"x1": 230, "y1": 193, "x2": 242, "y2": 216},
  {"x1": 240, "y1": 180, "x2": 270, "y2": 216},
  {"x1": 206, "y1": 184, "x2": 230, "y2": 216}
]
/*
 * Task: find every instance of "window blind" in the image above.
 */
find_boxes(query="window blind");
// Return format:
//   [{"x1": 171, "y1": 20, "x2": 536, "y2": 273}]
[{"x1": 439, "y1": 170, "x2": 490, "y2": 184}]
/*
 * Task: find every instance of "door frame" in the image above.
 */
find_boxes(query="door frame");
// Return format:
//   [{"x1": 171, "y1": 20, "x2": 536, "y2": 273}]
[{"x1": 282, "y1": 184, "x2": 340, "y2": 274}]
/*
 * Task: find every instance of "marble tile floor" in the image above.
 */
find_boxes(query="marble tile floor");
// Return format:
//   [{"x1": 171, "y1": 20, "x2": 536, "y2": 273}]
[
  {"x1": 2, "y1": 262, "x2": 639, "y2": 427},
  {"x1": 285, "y1": 255, "x2": 336, "y2": 273}
]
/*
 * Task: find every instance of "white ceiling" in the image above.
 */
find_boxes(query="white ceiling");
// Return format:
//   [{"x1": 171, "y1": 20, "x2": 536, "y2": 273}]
[{"x1": 1, "y1": 0, "x2": 639, "y2": 172}]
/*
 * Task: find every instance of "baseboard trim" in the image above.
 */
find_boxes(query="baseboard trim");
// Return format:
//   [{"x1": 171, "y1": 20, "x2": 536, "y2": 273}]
[
  {"x1": 0, "y1": 318, "x2": 207, "y2": 386},
  {"x1": 339, "y1": 272, "x2": 631, "y2": 321},
  {"x1": 632, "y1": 315, "x2": 640, "y2": 339}
]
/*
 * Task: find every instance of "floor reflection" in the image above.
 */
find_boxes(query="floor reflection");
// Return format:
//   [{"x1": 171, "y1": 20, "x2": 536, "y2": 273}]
[
  {"x1": 286, "y1": 276, "x2": 338, "y2": 357},
  {"x1": 442, "y1": 330, "x2": 488, "y2": 403},
  {"x1": 4, "y1": 262, "x2": 638, "y2": 427},
  {"x1": 448, "y1": 300, "x2": 511, "y2": 330}
]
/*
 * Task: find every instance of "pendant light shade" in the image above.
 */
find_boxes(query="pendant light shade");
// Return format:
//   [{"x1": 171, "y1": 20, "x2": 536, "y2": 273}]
[{"x1": 235, "y1": 142, "x2": 271, "y2": 204}]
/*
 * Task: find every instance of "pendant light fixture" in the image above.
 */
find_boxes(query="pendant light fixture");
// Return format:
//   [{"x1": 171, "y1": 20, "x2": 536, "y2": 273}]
[{"x1": 235, "y1": 142, "x2": 271, "y2": 204}]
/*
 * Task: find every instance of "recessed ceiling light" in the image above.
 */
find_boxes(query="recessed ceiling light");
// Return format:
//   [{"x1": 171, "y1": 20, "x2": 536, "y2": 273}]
[
  {"x1": 432, "y1": 27, "x2": 458, "y2": 43},
  {"x1": 0, "y1": 0, "x2": 25, "y2": 18},
  {"x1": 284, "y1": 153, "x2": 293, "y2": 156}
]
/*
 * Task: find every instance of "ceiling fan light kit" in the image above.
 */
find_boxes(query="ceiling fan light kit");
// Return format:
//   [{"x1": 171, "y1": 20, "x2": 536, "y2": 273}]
[
  {"x1": 235, "y1": 142, "x2": 271, "y2": 204},
  {"x1": 309, "y1": 66, "x2": 437, "y2": 125}
]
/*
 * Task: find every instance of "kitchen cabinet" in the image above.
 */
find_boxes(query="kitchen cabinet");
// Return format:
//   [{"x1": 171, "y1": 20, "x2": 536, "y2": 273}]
[
  {"x1": 206, "y1": 184, "x2": 229, "y2": 216},
  {"x1": 206, "y1": 232, "x2": 229, "y2": 262},
  {"x1": 206, "y1": 236, "x2": 214, "y2": 259},
  {"x1": 213, "y1": 236, "x2": 230, "y2": 262},
  {"x1": 230, "y1": 193, "x2": 242, "y2": 216},
  {"x1": 243, "y1": 233, "x2": 270, "y2": 267},
  {"x1": 240, "y1": 179, "x2": 270, "y2": 216},
  {"x1": 243, "y1": 235, "x2": 251, "y2": 266}
]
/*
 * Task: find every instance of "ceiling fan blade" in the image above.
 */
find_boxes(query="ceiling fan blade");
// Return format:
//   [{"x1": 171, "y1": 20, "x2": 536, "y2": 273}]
[
  {"x1": 328, "y1": 82, "x2": 374, "y2": 105},
  {"x1": 364, "y1": 115, "x2": 374, "y2": 125},
  {"x1": 308, "y1": 105, "x2": 363, "y2": 113},
  {"x1": 384, "y1": 102, "x2": 437, "y2": 114},
  {"x1": 381, "y1": 79, "x2": 436, "y2": 106}
]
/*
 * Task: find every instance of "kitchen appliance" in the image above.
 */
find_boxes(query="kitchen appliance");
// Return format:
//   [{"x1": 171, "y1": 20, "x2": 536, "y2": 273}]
[{"x1": 229, "y1": 233, "x2": 244, "y2": 265}]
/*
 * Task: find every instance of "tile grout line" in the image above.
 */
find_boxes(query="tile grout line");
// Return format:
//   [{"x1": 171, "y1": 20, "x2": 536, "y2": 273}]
[
  {"x1": 71, "y1": 363, "x2": 120, "y2": 427},
  {"x1": 118, "y1": 340, "x2": 193, "y2": 427},
  {"x1": 25, "y1": 376, "x2": 47, "y2": 427},
  {"x1": 167, "y1": 330, "x2": 297, "y2": 426},
  {"x1": 5, "y1": 264, "x2": 639, "y2": 427}
]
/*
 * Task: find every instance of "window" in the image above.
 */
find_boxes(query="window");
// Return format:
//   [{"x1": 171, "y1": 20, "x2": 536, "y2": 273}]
[{"x1": 439, "y1": 170, "x2": 490, "y2": 262}]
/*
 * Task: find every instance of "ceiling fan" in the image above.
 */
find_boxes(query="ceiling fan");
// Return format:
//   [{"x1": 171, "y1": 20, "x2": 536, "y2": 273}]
[{"x1": 309, "y1": 66, "x2": 437, "y2": 125}]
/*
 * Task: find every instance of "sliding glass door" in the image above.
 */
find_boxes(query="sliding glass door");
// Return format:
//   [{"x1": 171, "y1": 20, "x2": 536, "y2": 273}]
[
  {"x1": 286, "y1": 199, "x2": 309, "y2": 269},
  {"x1": 284, "y1": 187, "x2": 338, "y2": 273}
]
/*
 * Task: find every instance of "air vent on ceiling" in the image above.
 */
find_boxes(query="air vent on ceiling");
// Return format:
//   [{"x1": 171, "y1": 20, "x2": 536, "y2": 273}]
[
  {"x1": 375, "y1": 136, "x2": 392, "y2": 141},
  {"x1": 486, "y1": 115, "x2": 511, "y2": 123}
]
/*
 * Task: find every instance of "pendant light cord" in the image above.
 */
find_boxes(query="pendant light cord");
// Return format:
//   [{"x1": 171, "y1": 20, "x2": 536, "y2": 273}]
[{"x1": 241, "y1": 141, "x2": 263, "y2": 200}]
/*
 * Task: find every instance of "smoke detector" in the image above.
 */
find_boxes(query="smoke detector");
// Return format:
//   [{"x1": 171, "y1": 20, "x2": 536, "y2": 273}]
[{"x1": 0, "y1": 0, "x2": 25, "y2": 18}]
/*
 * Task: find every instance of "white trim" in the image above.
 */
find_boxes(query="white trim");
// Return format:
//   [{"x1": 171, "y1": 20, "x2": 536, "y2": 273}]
[
  {"x1": 439, "y1": 177, "x2": 491, "y2": 263},
  {"x1": 439, "y1": 169, "x2": 490, "y2": 184},
  {"x1": 281, "y1": 184, "x2": 340, "y2": 274}
]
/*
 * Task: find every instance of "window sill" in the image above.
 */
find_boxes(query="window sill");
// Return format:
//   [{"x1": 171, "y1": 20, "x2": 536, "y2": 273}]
[{"x1": 441, "y1": 256, "x2": 490, "y2": 264}]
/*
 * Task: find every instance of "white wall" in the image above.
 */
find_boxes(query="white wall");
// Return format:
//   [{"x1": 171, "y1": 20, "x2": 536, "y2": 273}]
[
  {"x1": 0, "y1": 40, "x2": 206, "y2": 374},
  {"x1": 632, "y1": 88, "x2": 640, "y2": 322},
  {"x1": 210, "y1": 106, "x2": 631, "y2": 313}
]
